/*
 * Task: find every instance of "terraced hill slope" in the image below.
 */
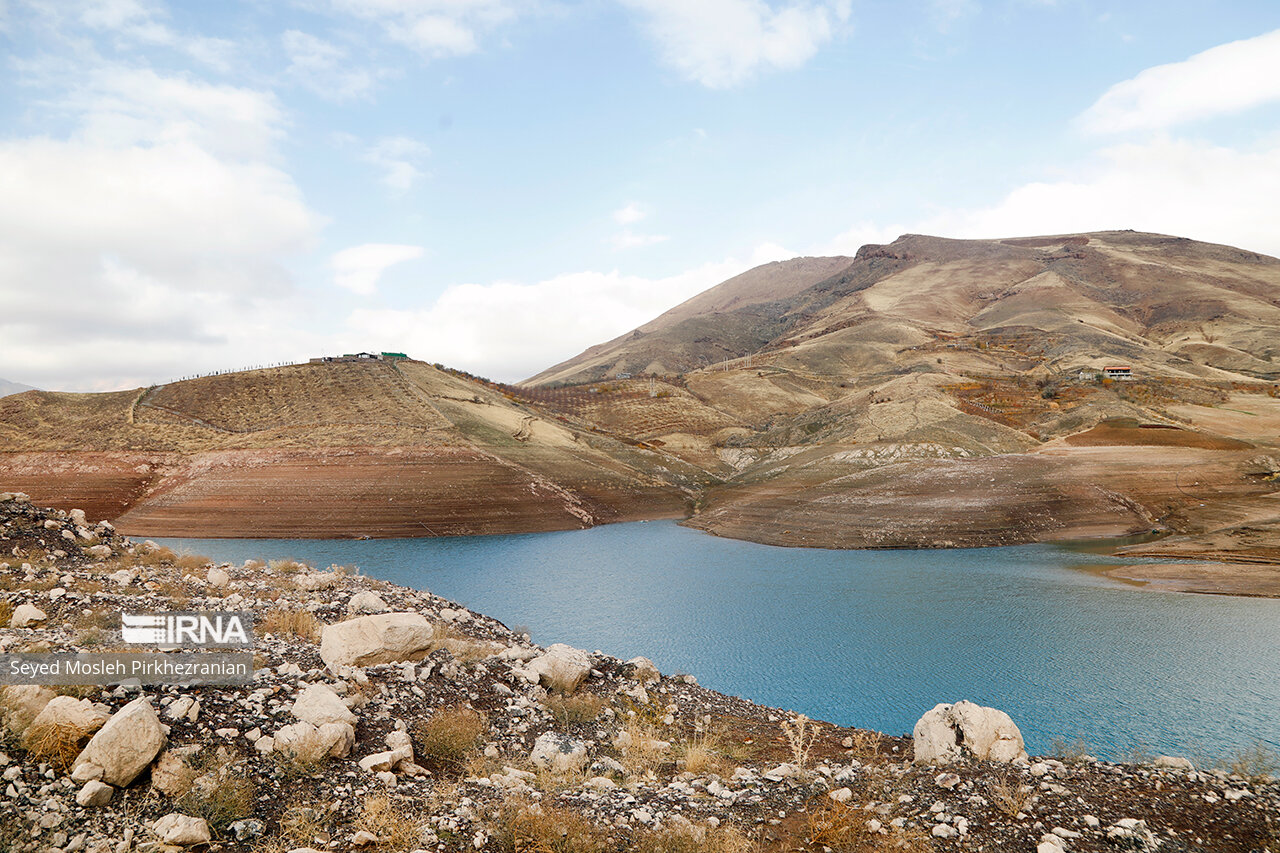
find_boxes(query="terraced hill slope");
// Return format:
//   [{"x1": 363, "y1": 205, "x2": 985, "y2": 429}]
[{"x1": 0, "y1": 360, "x2": 704, "y2": 537}]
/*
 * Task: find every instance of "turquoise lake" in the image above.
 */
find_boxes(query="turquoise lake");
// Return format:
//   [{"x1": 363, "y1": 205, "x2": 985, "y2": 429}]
[{"x1": 160, "y1": 521, "x2": 1280, "y2": 760}]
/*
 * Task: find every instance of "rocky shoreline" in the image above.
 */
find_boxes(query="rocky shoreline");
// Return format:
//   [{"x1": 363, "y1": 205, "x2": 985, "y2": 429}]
[{"x1": 1, "y1": 493, "x2": 1278, "y2": 852}]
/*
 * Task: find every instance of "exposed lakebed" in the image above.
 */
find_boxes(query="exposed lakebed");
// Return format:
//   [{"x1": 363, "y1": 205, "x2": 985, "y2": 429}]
[{"x1": 160, "y1": 521, "x2": 1280, "y2": 760}]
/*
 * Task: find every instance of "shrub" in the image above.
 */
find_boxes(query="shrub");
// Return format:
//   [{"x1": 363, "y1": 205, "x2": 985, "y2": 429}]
[
  {"x1": 175, "y1": 755, "x2": 254, "y2": 832},
  {"x1": 545, "y1": 693, "x2": 605, "y2": 729},
  {"x1": 987, "y1": 770, "x2": 1033, "y2": 818},
  {"x1": 260, "y1": 608, "x2": 319, "y2": 641},
  {"x1": 174, "y1": 553, "x2": 211, "y2": 572},
  {"x1": 781, "y1": 714, "x2": 817, "y2": 770},
  {"x1": 634, "y1": 822, "x2": 754, "y2": 853},
  {"x1": 357, "y1": 794, "x2": 422, "y2": 850},
  {"x1": 486, "y1": 801, "x2": 609, "y2": 853},
  {"x1": 1220, "y1": 741, "x2": 1280, "y2": 784},
  {"x1": 21, "y1": 719, "x2": 93, "y2": 771},
  {"x1": 414, "y1": 707, "x2": 485, "y2": 774}
]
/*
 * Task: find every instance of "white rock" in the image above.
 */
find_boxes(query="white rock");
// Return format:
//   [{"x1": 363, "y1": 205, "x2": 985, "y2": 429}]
[
  {"x1": 1037, "y1": 833, "x2": 1065, "y2": 853},
  {"x1": 9, "y1": 603, "x2": 47, "y2": 628},
  {"x1": 530, "y1": 732, "x2": 588, "y2": 773},
  {"x1": 70, "y1": 762, "x2": 104, "y2": 783},
  {"x1": 291, "y1": 685, "x2": 357, "y2": 726},
  {"x1": 912, "y1": 700, "x2": 1027, "y2": 765},
  {"x1": 150, "y1": 747, "x2": 200, "y2": 797},
  {"x1": 626, "y1": 657, "x2": 661, "y2": 683},
  {"x1": 0, "y1": 684, "x2": 56, "y2": 735},
  {"x1": 319, "y1": 613, "x2": 437, "y2": 669},
  {"x1": 294, "y1": 572, "x2": 339, "y2": 591},
  {"x1": 152, "y1": 813, "x2": 211, "y2": 846},
  {"x1": 272, "y1": 721, "x2": 354, "y2": 763},
  {"x1": 24, "y1": 696, "x2": 109, "y2": 749},
  {"x1": 74, "y1": 696, "x2": 166, "y2": 787},
  {"x1": 206, "y1": 568, "x2": 230, "y2": 588},
  {"x1": 829, "y1": 787, "x2": 853, "y2": 803},
  {"x1": 69, "y1": 509, "x2": 87, "y2": 527},
  {"x1": 347, "y1": 591, "x2": 389, "y2": 615},
  {"x1": 931, "y1": 823, "x2": 958, "y2": 839},
  {"x1": 86, "y1": 545, "x2": 113, "y2": 560},
  {"x1": 75, "y1": 780, "x2": 113, "y2": 807},
  {"x1": 525, "y1": 644, "x2": 591, "y2": 693},
  {"x1": 1153, "y1": 755, "x2": 1194, "y2": 771}
]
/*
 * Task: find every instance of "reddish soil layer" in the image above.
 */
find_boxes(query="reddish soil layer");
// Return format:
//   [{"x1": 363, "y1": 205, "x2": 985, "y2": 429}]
[{"x1": 0, "y1": 449, "x2": 689, "y2": 539}]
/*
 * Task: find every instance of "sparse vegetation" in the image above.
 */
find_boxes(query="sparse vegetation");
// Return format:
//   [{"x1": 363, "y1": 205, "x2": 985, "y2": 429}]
[
  {"x1": 486, "y1": 801, "x2": 609, "y2": 853},
  {"x1": 21, "y1": 718, "x2": 94, "y2": 771},
  {"x1": 356, "y1": 793, "x2": 423, "y2": 850},
  {"x1": 175, "y1": 751, "x2": 255, "y2": 832},
  {"x1": 988, "y1": 770, "x2": 1033, "y2": 818},
  {"x1": 545, "y1": 692, "x2": 605, "y2": 729},
  {"x1": 781, "y1": 713, "x2": 818, "y2": 771},
  {"x1": 260, "y1": 607, "x2": 319, "y2": 641},
  {"x1": 414, "y1": 707, "x2": 486, "y2": 774},
  {"x1": 1219, "y1": 742, "x2": 1280, "y2": 785}
]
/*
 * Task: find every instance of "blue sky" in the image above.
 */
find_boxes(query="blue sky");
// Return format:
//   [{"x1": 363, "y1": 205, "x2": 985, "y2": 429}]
[{"x1": 2, "y1": 1, "x2": 1279, "y2": 391}]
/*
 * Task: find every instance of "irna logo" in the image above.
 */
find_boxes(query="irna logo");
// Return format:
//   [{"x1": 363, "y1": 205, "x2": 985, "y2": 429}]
[{"x1": 121, "y1": 612, "x2": 253, "y2": 648}]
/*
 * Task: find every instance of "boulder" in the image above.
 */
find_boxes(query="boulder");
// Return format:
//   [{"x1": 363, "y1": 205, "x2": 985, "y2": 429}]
[
  {"x1": 272, "y1": 721, "x2": 355, "y2": 763},
  {"x1": 347, "y1": 591, "x2": 389, "y2": 615},
  {"x1": 74, "y1": 696, "x2": 166, "y2": 787},
  {"x1": 23, "y1": 696, "x2": 109, "y2": 750},
  {"x1": 626, "y1": 656, "x2": 661, "y2": 684},
  {"x1": 9, "y1": 603, "x2": 47, "y2": 628},
  {"x1": 86, "y1": 545, "x2": 113, "y2": 560},
  {"x1": 912, "y1": 700, "x2": 1027, "y2": 765},
  {"x1": 206, "y1": 567, "x2": 230, "y2": 588},
  {"x1": 150, "y1": 746, "x2": 200, "y2": 797},
  {"x1": 530, "y1": 732, "x2": 588, "y2": 773},
  {"x1": 75, "y1": 780, "x2": 114, "y2": 807},
  {"x1": 291, "y1": 684, "x2": 357, "y2": 726},
  {"x1": 319, "y1": 613, "x2": 437, "y2": 669},
  {"x1": 153, "y1": 813, "x2": 211, "y2": 846},
  {"x1": 0, "y1": 684, "x2": 56, "y2": 735},
  {"x1": 526, "y1": 644, "x2": 591, "y2": 693}
]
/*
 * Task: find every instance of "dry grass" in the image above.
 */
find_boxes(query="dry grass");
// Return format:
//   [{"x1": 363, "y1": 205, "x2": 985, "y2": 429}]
[
  {"x1": 486, "y1": 801, "x2": 610, "y2": 853},
  {"x1": 617, "y1": 717, "x2": 672, "y2": 777},
  {"x1": 781, "y1": 714, "x2": 818, "y2": 771},
  {"x1": 806, "y1": 800, "x2": 868, "y2": 850},
  {"x1": 136, "y1": 545, "x2": 178, "y2": 567},
  {"x1": 356, "y1": 793, "x2": 423, "y2": 850},
  {"x1": 1049, "y1": 736, "x2": 1092, "y2": 765},
  {"x1": 987, "y1": 770, "x2": 1033, "y2": 818},
  {"x1": 260, "y1": 607, "x2": 320, "y2": 641},
  {"x1": 634, "y1": 822, "x2": 756, "y2": 853},
  {"x1": 1219, "y1": 742, "x2": 1280, "y2": 784},
  {"x1": 844, "y1": 728, "x2": 882, "y2": 761},
  {"x1": 414, "y1": 706, "x2": 485, "y2": 774},
  {"x1": 254, "y1": 802, "x2": 328, "y2": 853},
  {"x1": 545, "y1": 693, "x2": 605, "y2": 729},
  {"x1": 268, "y1": 559, "x2": 307, "y2": 574},
  {"x1": 21, "y1": 719, "x2": 93, "y2": 770},
  {"x1": 175, "y1": 752, "x2": 255, "y2": 832},
  {"x1": 0, "y1": 599, "x2": 12, "y2": 627},
  {"x1": 678, "y1": 728, "x2": 728, "y2": 776},
  {"x1": 174, "y1": 553, "x2": 211, "y2": 572}
]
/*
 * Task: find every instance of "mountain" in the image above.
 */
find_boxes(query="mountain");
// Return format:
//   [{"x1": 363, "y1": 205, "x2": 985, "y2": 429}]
[
  {"x1": 0, "y1": 377, "x2": 36, "y2": 398},
  {"x1": 517, "y1": 231, "x2": 1280, "y2": 557},
  {"x1": 3, "y1": 231, "x2": 1279, "y2": 564},
  {"x1": 0, "y1": 359, "x2": 705, "y2": 537}
]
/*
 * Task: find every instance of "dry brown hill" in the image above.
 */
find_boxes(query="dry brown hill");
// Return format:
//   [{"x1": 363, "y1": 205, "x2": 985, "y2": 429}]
[
  {"x1": 4, "y1": 231, "x2": 1280, "y2": 572},
  {"x1": 0, "y1": 359, "x2": 706, "y2": 537}
]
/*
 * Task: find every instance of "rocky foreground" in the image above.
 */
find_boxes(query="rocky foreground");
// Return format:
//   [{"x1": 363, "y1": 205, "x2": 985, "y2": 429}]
[{"x1": 1, "y1": 494, "x2": 1278, "y2": 853}]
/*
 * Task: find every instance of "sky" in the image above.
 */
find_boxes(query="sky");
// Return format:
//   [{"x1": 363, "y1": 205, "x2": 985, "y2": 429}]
[{"x1": 2, "y1": 1, "x2": 1279, "y2": 392}]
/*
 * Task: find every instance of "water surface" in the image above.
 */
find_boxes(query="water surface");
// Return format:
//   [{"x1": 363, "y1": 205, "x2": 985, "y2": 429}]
[{"x1": 160, "y1": 521, "x2": 1280, "y2": 760}]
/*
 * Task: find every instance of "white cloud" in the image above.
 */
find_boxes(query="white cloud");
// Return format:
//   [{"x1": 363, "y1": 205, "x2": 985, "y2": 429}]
[
  {"x1": 621, "y1": 0, "x2": 851, "y2": 88},
  {"x1": 319, "y1": 0, "x2": 519, "y2": 58},
  {"x1": 613, "y1": 202, "x2": 646, "y2": 224},
  {"x1": 364, "y1": 135, "x2": 431, "y2": 192},
  {"x1": 344, "y1": 246, "x2": 788, "y2": 381},
  {"x1": 283, "y1": 30, "x2": 378, "y2": 101},
  {"x1": 902, "y1": 137, "x2": 1280, "y2": 258},
  {"x1": 0, "y1": 62, "x2": 326, "y2": 391},
  {"x1": 612, "y1": 230, "x2": 669, "y2": 249},
  {"x1": 332, "y1": 244, "x2": 425, "y2": 295},
  {"x1": 1080, "y1": 29, "x2": 1280, "y2": 134}
]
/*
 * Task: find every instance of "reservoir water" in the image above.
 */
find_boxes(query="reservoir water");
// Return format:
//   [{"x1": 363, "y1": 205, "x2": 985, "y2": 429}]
[{"x1": 160, "y1": 521, "x2": 1280, "y2": 760}]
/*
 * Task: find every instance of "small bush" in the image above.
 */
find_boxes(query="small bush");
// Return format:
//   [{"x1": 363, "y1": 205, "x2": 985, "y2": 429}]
[
  {"x1": 357, "y1": 794, "x2": 422, "y2": 850},
  {"x1": 486, "y1": 801, "x2": 609, "y2": 853},
  {"x1": 174, "y1": 553, "x2": 211, "y2": 572},
  {"x1": 1049, "y1": 736, "x2": 1091, "y2": 765},
  {"x1": 1220, "y1": 741, "x2": 1280, "y2": 784},
  {"x1": 545, "y1": 693, "x2": 605, "y2": 729},
  {"x1": 634, "y1": 822, "x2": 755, "y2": 853},
  {"x1": 988, "y1": 770, "x2": 1033, "y2": 818},
  {"x1": 137, "y1": 545, "x2": 178, "y2": 567},
  {"x1": 21, "y1": 720, "x2": 93, "y2": 770},
  {"x1": 414, "y1": 707, "x2": 485, "y2": 774},
  {"x1": 0, "y1": 599, "x2": 12, "y2": 627},
  {"x1": 260, "y1": 608, "x2": 319, "y2": 641},
  {"x1": 781, "y1": 714, "x2": 817, "y2": 771},
  {"x1": 176, "y1": 756, "x2": 254, "y2": 832},
  {"x1": 678, "y1": 729, "x2": 726, "y2": 776},
  {"x1": 268, "y1": 559, "x2": 307, "y2": 574}
]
